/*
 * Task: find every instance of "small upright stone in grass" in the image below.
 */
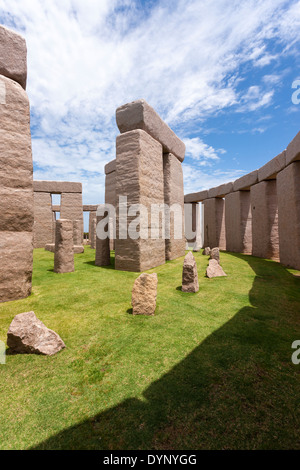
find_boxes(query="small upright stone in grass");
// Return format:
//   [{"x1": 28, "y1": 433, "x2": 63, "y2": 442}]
[
  {"x1": 210, "y1": 247, "x2": 220, "y2": 263},
  {"x1": 206, "y1": 259, "x2": 227, "y2": 278},
  {"x1": 202, "y1": 247, "x2": 211, "y2": 256},
  {"x1": 132, "y1": 273, "x2": 158, "y2": 315},
  {"x1": 7, "y1": 311, "x2": 65, "y2": 355},
  {"x1": 182, "y1": 251, "x2": 199, "y2": 293}
]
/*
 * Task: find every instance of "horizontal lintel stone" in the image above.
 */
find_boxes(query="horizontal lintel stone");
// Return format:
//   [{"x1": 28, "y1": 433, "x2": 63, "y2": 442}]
[
  {"x1": 286, "y1": 131, "x2": 300, "y2": 165},
  {"x1": 105, "y1": 159, "x2": 116, "y2": 175},
  {"x1": 208, "y1": 182, "x2": 233, "y2": 198},
  {"x1": 33, "y1": 181, "x2": 82, "y2": 194},
  {"x1": 258, "y1": 151, "x2": 286, "y2": 182},
  {"x1": 233, "y1": 170, "x2": 258, "y2": 191},
  {"x1": 184, "y1": 190, "x2": 208, "y2": 203}
]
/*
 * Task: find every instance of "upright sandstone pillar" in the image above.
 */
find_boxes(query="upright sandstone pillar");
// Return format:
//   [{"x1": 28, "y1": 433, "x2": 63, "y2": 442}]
[
  {"x1": 203, "y1": 198, "x2": 226, "y2": 250},
  {"x1": 60, "y1": 192, "x2": 83, "y2": 242},
  {"x1": 225, "y1": 191, "x2": 252, "y2": 254},
  {"x1": 251, "y1": 181, "x2": 279, "y2": 260},
  {"x1": 54, "y1": 219, "x2": 74, "y2": 273},
  {"x1": 95, "y1": 214, "x2": 110, "y2": 266},
  {"x1": 277, "y1": 162, "x2": 300, "y2": 270},
  {"x1": 89, "y1": 210, "x2": 96, "y2": 244},
  {"x1": 115, "y1": 129, "x2": 165, "y2": 272},
  {"x1": 105, "y1": 160, "x2": 116, "y2": 251},
  {"x1": 90, "y1": 218, "x2": 97, "y2": 249},
  {"x1": 163, "y1": 153, "x2": 185, "y2": 260},
  {"x1": 33, "y1": 192, "x2": 53, "y2": 247},
  {"x1": 0, "y1": 27, "x2": 33, "y2": 302}
]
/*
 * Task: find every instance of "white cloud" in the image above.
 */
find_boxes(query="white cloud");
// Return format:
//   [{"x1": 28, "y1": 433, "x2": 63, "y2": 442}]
[{"x1": 183, "y1": 137, "x2": 226, "y2": 165}]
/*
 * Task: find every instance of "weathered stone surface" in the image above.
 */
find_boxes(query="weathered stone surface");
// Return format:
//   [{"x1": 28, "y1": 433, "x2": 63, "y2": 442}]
[
  {"x1": 33, "y1": 181, "x2": 82, "y2": 193},
  {"x1": 206, "y1": 259, "x2": 227, "y2": 278},
  {"x1": 286, "y1": 131, "x2": 300, "y2": 165},
  {"x1": 225, "y1": 191, "x2": 252, "y2": 254},
  {"x1": 73, "y1": 219, "x2": 83, "y2": 245},
  {"x1": 0, "y1": 232, "x2": 33, "y2": 302},
  {"x1": 0, "y1": 26, "x2": 27, "y2": 89},
  {"x1": 60, "y1": 192, "x2": 83, "y2": 242},
  {"x1": 184, "y1": 190, "x2": 208, "y2": 203},
  {"x1": 0, "y1": 74, "x2": 33, "y2": 303},
  {"x1": 105, "y1": 159, "x2": 116, "y2": 175},
  {"x1": 115, "y1": 129, "x2": 165, "y2": 272},
  {"x1": 209, "y1": 247, "x2": 220, "y2": 263},
  {"x1": 95, "y1": 214, "x2": 111, "y2": 266},
  {"x1": 116, "y1": 100, "x2": 185, "y2": 162},
  {"x1": 45, "y1": 243, "x2": 55, "y2": 253},
  {"x1": 83, "y1": 204, "x2": 99, "y2": 212},
  {"x1": 203, "y1": 198, "x2": 226, "y2": 250},
  {"x1": 258, "y1": 151, "x2": 286, "y2": 182},
  {"x1": 163, "y1": 153, "x2": 185, "y2": 260},
  {"x1": 182, "y1": 251, "x2": 199, "y2": 293},
  {"x1": 7, "y1": 311, "x2": 65, "y2": 355},
  {"x1": 208, "y1": 182, "x2": 233, "y2": 199},
  {"x1": 277, "y1": 162, "x2": 300, "y2": 270},
  {"x1": 131, "y1": 273, "x2": 158, "y2": 315},
  {"x1": 90, "y1": 217, "x2": 97, "y2": 249},
  {"x1": 33, "y1": 192, "x2": 53, "y2": 248},
  {"x1": 202, "y1": 247, "x2": 211, "y2": 255},
  {"x1": 233, "y1": 170, "x2": 258, "y2": 191},
  {"x1": 251, "y1": 181, "x2": 279, "y2": 260},
  {"x1": 54, "y1": 219, "x2": 74, "y2": 273},
  {"x1": 46, "y1": 243, "x2": 83, "y2": 254}
]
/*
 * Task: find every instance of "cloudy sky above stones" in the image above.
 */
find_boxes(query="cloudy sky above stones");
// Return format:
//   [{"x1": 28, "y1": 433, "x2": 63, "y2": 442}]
[{"x1": 1, "y1": 0, "x2": 300, "y2": 206}]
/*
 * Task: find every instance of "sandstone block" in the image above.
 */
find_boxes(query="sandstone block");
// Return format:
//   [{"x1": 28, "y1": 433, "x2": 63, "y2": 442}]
[
  {"x1": 209, "y1": 247, "x2": 220, "y2": 263},
  {"x1": 131, "y1": 273, "x2": 158, "y2": 315},
  {"x1": 208, "y1": 182, "x2": 233, "y2": 199},
  {"x1": 258, "y1": 151, "x2": 286, "y2": 182},
  {"x1": 33, "y1": 181, "x2": 82, "y2": 193},
  {"x1": 203, "y1": 198, "x2": 226, "y2": 250},
  {"x1": 251, "y1": 181, "x2": 279, "y2": 259},
  {"x1": 202, "y1": 247, "x2": 211, "y2": 255},
  {"x1": 60, "y1": 192, "x2": 83, "y2": 241},
  {"x1": 90, "y1": 217, "x2": 97, "y2": 249},
  {"x1": 0, "y1": 26, "x2": 27, "y2": 89},
  {"x1": 95, "y1": 214, "x2": 110, "y2": 266},
  {"x1": 7, "y1": 311, "x2": 65, "y2": 355},
  {"x1": 225, "y1": 191, "x2": 252, "y2": 254},
  {"x1": 233, "y1": 170, "x2": 258, "y2": 191},
  {"x1": 33, "y1": 192, "x2": 53, "y2": 248},
  {"x1": 206, "y1": 259, "x2": 227, "y2": 278},
  {"x1": 116, "y1": 99, "x2": 185, "y2": 162},
  {"x1": 105, "y1": 159, "x2": 116, "y2": 175},
  {"x1": 286, "y1": 131, "x2": 300, "y2": 165},
  {"x1": 277, "y1": 162, "x2": 300, "y2": 269},
  {"x1": 182, "y1": 251, "x2": 199, "y2": 293},
  {"x1": 184, "y1": 190, "x2": 208, "y2": 203},
  {"x1": 54, "y1": 219, "x2": 74, "y2": 273}
]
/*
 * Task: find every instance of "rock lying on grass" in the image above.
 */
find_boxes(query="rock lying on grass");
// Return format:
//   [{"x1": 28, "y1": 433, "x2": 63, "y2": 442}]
[
  {"x1": 209, "y1": 247, "x2": 220, "y2": 263},
  {"x1": 7, "y1": 311, "x2": 66, "y2": 355},
  {"x1": 182, "y1": 251, "x2": 199, "y2": 293},
  {"x1": 132, "y1": 273, "x2": 158, "y2": 315},
  {"x1": 206, "y1": 259, "x2": 227, "y2": 278},
  {"x1": 202, "y1": 247, "x2": 211, "y2": 255}
]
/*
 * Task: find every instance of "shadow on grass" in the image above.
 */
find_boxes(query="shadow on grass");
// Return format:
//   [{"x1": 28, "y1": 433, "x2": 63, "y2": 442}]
[{"x1": 32, "y1": 254, "x2": 300, "y2": 450}]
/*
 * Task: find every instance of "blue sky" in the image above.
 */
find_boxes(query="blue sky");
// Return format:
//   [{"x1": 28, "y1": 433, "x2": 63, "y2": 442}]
[{"x1": 1, "y1": 0, "x2": 299, "y2": 208}]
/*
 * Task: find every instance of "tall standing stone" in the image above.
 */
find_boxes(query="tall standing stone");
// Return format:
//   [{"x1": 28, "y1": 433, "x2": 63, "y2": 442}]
[
  {"x1": 90, "y1": 217, "x2": 97, "y2": 249},
  {"x1": 182, "y1": 251, "x2": 199, "y2": 293},
  {"x1": 33, "y1": 192, "x2": 53, "y2": 247},
  {"x1": 277, "y1": 162, "x2": 300, "y2": 270},
  {"x1": 251, "y1": 180, "x2": 279, "y2": 260},
  {"x1": 203, "y1": 198, "x2": 226, "y2": 250},
  {"x1": 54, "y1": 219, "x2": 74, "y2": 273},
  {"x1": 115, "y1": 129, "x2": 165, "y2": 272},
  {"x1": 225, "y1": 191, "x2": 252, "y2": 254},
  {"x1": 163, "y1": 153, "x2": 185, "y2": 260},
  {"x1": 0, "y1": 26, "x2": 33, "y2": 303},
  {"x1": 60, "y1": 191, "x2": 83, "y2": 243},
  {"x1": 95, "y1": 213, "x2": 110, "y2": 266}
]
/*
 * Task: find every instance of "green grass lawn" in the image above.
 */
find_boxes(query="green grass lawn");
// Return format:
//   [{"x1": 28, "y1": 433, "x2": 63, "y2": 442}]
[{"x1": 0, "y1": 247, "x2": 299, "y2": 450}]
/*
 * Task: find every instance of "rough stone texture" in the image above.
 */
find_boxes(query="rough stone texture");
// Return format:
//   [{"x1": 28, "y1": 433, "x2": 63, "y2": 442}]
[
  {"x1": 88, "y1": 211, "x2": 96, "y2": 245},
  {"x1": 251, "y1": 181, "x2": 279, "y2": 260},
  {"x1": 208, "y1": 182, "x2": 233, "y2": 199},
  {"x1": 225, "y1": 191, "x2": 252, "y2": 254},
  {"x1": 115, "y1": 129, "x2": 165, "y2": 272},
  {"x1": 60, "y1": 192, "x2": 83, "y2": 242},
  {"x1": 116, "y1": 100, "x2": 185, "y2": 162},
  {"x1": 90, "y1": 217, "x2": 97, "y2": 249},
  {"x1": 105, "y1": 159, "x2": 116, "y2": 175},
  {"x1": 258, "y1": 151, "x2": 286, "y2": 182},
  {"x1": 131, "y1": 273, "x2": 158, "y2": 315},
  {"x1": 206, "y1": 259, "x2": 227, "y2": 278},
  {"x1": 209, "y1": 247, "x2": 220, "y2": 263},
  {"x1": 0, "y1": 25, "x2": 27, "y2": 89},
  {"x1": 73, "y1": 219, "x2": 84, "y2": 253},
  {"x1": 182, "y1": 251, "x2": 199, "y2": 293},
  {"x1": 33, "y1": 181, "x2": 82, "y2": 193},
  {"x1": 7, "y1": 311, "x2": 65, "y2": 355},
  {"x1": 286, "y1": 131, "x2": 300, "y2": 165},
  {"x1": 202, "y1": 247, "x2": 211, "y2": 255},
  {"x1": 95, "y1": 214, "x2": 111, "y2": 266},
  {"x1": 83, "y1": 204, "x2": 99, "y2": 212},
  {"x1": 163, "y1": 153, "x2": 185, "y2": 260},
  {"x1": 45, "y1": 243, "x2": 55, "y2": 253},
  {"x1": 203, "y1": 198, "x2": 226, "y2": 250},
  {"x1": 54, "y1": 219, "x2": 74, "y2": 273},
  {"x1": 184, "y1": 190, "x2": 208, "y2": 203},
  {"x1": 0, "y1": 74, "x2": 33, "y2": 303},
  {"x1": 233, "y1": 170, "x2": 258, "y2": 191},
  {"x1": 33, "y1": 192, "x2": 53, "y2": 247},
  {"x1": 185, "y1": 202, "x2": 197, "y2": 245},
  {"x1": 277, "y1": 162, "x2": 300, "y2": 270},
  {"x1": 46, "y1": 243, "x2": 83, "y2": 254}
]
